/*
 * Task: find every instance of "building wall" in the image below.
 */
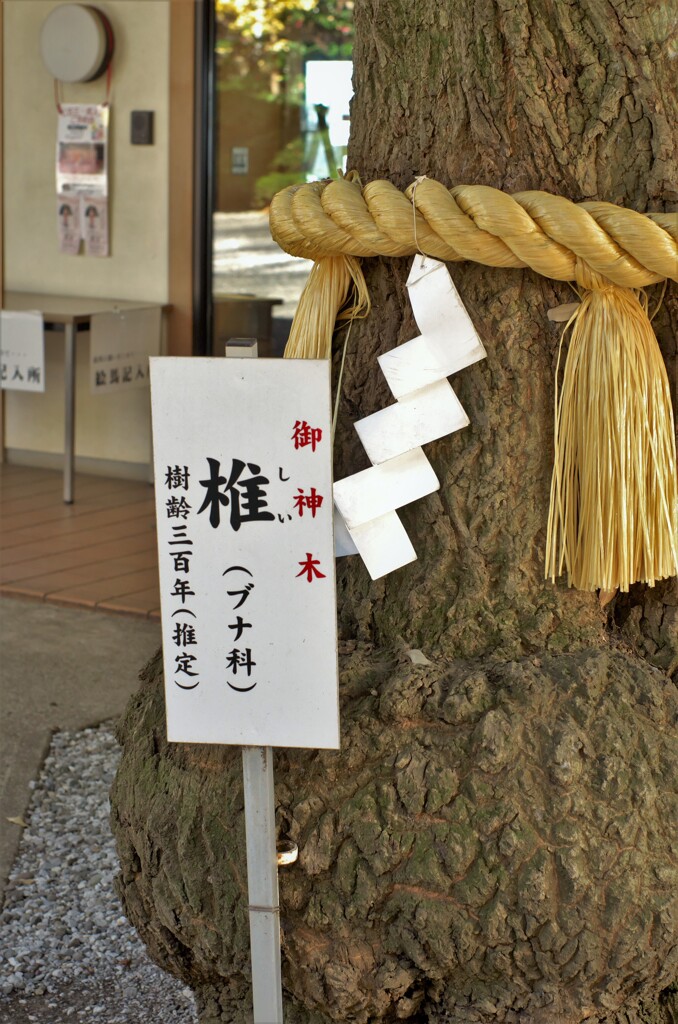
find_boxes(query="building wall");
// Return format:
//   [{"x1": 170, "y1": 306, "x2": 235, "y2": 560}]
[{"x1": 2, "y1": 0, "x2": 171, "y2": 471}]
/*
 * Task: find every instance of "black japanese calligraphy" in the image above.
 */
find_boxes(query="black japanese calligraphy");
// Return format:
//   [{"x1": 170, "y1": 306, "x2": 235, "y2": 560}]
[
  {"x1": 228, "y1": 616, "x2": 252, "y2": 642},
  {"x1": 169, "y1": 525, "x2": 193, "y2": 545},
  {"x1": 176, "y1": 652, "x2": 198, "y2": 675},
  {"x1": 171, "y1": 551, "x2": 192, "y2": 572},
  {"x1": 172, "y1": 622, "x2": 197, "y2": 646},
  {"x1": 170, "y1": 578, "x2": 195, "y2": 604},
  {"x1": 166, "y1": 496, "x2": 192, "y2": 520},
  {"x1": 198, "y1": 457, "x2": 275, "y2": 530},
  {"x1": 164, "y1": 458, "x2": 200, "y2": 688},
  {"x1": 222, "y1": 567, "x2": 258, "y2": 691},
  {"x1": 226, "y1": 648, "x2": 256, "y2": 675},
  {"x1": 165, "y1": 465, "x2": 190, "y2": 490},
  {"x1": 174, "y1": 652, "x2": 200, "y2": 689}
]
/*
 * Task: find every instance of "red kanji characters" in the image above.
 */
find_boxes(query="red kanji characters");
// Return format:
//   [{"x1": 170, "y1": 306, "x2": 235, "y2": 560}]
[
  {"x1": 292, "y1": 487, "x2": 324, "y2": 518},
  {"x1": 292, "y1": 420, "x2": 322, "y2": 452},
  {"x1": 296, "y1": 553, "x2": 326, "y2": 582}
]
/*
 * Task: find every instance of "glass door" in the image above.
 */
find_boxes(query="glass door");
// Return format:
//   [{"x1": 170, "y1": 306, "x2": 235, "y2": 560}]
[{"x1": 212, "y1": 1, "x2": 354, "y2": 357}]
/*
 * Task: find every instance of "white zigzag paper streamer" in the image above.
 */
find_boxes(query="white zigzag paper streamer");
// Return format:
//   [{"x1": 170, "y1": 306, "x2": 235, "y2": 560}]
[{"x1": 334, "y1": 255, "x2": 486, "y2": 580}]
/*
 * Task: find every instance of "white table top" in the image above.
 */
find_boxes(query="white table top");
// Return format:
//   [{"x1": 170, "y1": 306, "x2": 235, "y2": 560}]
[{"x1": 3, "y1": 291, "x2": 167, "y2": 325}]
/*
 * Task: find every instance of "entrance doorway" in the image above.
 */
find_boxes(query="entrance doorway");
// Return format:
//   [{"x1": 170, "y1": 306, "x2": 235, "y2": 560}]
[{"x1": 209, "y1": 1, "x2": 354, "y2": 357}]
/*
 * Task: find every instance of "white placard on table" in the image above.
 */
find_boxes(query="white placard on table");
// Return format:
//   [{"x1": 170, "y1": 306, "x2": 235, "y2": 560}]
[
  {"x1": 90, "y1": 306, "x2": 161, "y2": 393},
  {"x1": 150, "y1": 357, "x2": 339, "y2": 750},
  {"x1": 0, "y1": 311, "x2": 45, "y2": 392}
]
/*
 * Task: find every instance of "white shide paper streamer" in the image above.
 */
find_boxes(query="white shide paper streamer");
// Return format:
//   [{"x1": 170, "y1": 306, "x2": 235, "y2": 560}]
[{"x1": 334, "y1": 256, "x2": 486, "y2": 580}]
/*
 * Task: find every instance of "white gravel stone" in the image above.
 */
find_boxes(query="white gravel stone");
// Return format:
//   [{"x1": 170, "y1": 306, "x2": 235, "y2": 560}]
[{"x1": 0, "y1": 724, "x2": 198, "y2": 1023}]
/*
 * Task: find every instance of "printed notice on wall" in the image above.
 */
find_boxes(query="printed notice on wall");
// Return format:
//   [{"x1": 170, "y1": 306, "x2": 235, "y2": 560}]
[
  {"x1": 82, "y1": 196, "x2": 109, "y2": 257},
  {"x1": 90, "y1": 307, "x2": 161, "y2": 393},
  {"x1": 0, "y1": 311, "x2": 45, "y2": 392},
  {"x1": 57, "y1": 103, "x2": 108, "y2": 195},
  {"x1": 57, "y1": 195, "x2": 82, "y2": 255},
  {"x1": 150, "y1": 358, "x2": 339, "y2": 749},
  {"x1": 56, "y1": 104, "x2": 109, "y2": 256}
]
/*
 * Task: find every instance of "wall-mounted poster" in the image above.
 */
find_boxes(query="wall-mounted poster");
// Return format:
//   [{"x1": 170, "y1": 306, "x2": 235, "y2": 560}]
[
  {"x1": 82, "y1": 196, "x2": 109, "y2": 257},
  {"x1": 56, "y1": 103, "x2": 108, "y2": 196},
  {"x1": 56, "y1": 103, "x2": 109, "y2": 256},
  {"x1": 57, "y1": 194, "x2": 82, "y2": 255}
]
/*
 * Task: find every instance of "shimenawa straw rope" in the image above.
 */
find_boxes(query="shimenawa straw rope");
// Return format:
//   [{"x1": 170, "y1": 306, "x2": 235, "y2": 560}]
[{"x1": 272, "y1": 174, "x2": 677, "y2": 593}]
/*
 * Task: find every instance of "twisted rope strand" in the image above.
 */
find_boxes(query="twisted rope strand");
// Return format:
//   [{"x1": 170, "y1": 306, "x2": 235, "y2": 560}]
[
  {"x1": 270, "y1": 177, "x2": 677, "y2": 287},
  {"x1": 272, "y1": 175, "x2": 676, "y2": 592}
]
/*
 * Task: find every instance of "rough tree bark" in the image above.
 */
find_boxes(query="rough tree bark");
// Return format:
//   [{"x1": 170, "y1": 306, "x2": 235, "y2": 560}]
[{"x1": 111, "y1": 1, "x2": 678, "y2": 1021}]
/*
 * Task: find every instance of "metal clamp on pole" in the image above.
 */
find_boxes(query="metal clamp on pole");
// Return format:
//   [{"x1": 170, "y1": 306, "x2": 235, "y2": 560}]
[{"x1": 277, "y1": 840, "x2": 298, "y2": 867}]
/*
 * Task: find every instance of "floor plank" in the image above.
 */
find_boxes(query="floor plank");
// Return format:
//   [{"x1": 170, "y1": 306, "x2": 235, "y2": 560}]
[
  {"x1": 0, "y1": 521, "x2": 157, "y2": 568},
  {"x1": 0, "y1": 465, "x2": 159, "y2": 619}
]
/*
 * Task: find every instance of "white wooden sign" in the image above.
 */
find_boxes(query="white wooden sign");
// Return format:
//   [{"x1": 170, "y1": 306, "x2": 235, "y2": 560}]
[
  {"x1": 150, "y1": 357, "x2": 339, "y2": 750},
  {"x1": 0, "y1": 311, "x2": 45, "y2": 392}
]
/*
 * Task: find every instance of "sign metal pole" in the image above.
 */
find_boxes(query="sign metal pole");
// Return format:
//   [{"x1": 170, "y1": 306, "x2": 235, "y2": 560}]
[
  {"x1": 242, "y1": 745, "x2": 284, "y2": 1023},
  {"x1": 230, "y1": 341, "x2": 283, "y2": 1022},
  {"x1": 151, "y1": 340, "x2": 338, "y2": 1024}
]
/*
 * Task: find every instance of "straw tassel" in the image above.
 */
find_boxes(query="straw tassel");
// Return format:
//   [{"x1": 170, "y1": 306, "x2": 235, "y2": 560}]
[
  {"x1": 546, "y1": 278, "x2": 678, "y2": 592},
  {"x1": 270, "y1": 174, "x2": 677, "y2": 592},
  {"x1": 284, "y1": 255, "x2": 370, "y2": 359}
]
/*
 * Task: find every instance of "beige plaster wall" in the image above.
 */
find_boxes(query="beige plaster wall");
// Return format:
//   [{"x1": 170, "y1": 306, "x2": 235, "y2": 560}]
[{"x1": 2, "y1": 0, "x2": 171, "y2": 469}]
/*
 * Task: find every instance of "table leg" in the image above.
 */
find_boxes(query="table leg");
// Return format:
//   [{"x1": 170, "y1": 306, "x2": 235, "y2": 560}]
[{"x1": 63, "y1": 323, "x2": 75, "y2": 504}]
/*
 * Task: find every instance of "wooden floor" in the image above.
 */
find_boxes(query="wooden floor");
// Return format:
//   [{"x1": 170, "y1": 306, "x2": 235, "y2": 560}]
[{"x1": 0, "y1": 464, "x2": 160, "y2": 619}]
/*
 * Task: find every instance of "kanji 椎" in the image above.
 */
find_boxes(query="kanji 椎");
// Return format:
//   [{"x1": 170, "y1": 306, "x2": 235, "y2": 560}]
[{"x1": 198, "y1": 457, "x2": 275, "y2": 530}]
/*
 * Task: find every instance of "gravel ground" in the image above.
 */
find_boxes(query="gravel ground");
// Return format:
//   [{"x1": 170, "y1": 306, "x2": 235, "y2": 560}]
[{"x1": 0, "y1": 725, "x2": 198, "y2": 1024}]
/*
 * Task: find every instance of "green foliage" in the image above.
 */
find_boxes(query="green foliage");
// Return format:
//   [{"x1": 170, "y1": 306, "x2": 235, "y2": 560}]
[
  {"x1": 253, "y1": 138, "x2": 307, "y2": 206},
  {"x1": 216, "y1": 0, "x2": 354, "y2": 98}
]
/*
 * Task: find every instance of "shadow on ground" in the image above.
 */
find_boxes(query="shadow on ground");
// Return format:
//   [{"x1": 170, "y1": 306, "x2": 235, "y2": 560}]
[{"x1": 0, "y1": 597, "x2": 160, "y2": 904}]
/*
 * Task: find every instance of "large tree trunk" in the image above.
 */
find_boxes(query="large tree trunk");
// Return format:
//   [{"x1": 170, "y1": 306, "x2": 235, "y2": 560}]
[{"x1": 111, "y1": 1, "x2": 678, "y2": 1021}]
